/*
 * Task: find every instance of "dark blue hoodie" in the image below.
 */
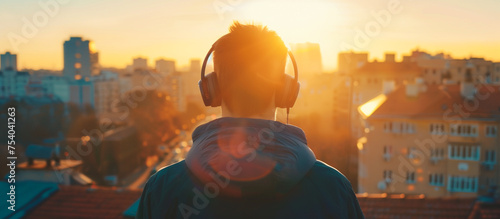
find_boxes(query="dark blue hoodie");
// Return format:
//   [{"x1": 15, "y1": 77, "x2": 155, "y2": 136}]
[{"x1": 136, "y1": 117, "x2": 364, "y2": 219}]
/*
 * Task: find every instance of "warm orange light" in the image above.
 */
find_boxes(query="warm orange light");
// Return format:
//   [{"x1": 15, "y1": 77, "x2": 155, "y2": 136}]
[
  {"x1": 89, "y1": 41, "x2": 96, "y2": 53},
  {"x1": 74, "y1": 74, "x2": 82, "y2": 80},
  {"x1": 146, "y1": 156, "x2": 158, "y2": 167},
  {"x1": 238, "y1": 0, "x2": 341, "y2": 45},
  {"x1": 418, "y1": 176, "x2": 424, "y2": 182},
  {"x1": 401, "y1": 148, "x2": 408, "y2": 154},
  {"x1": 357, "y1": 137, "x2": 367, "y2": 151},
  {"x1": 358, "y1": 94, "x2": 387, "y2": 119},
  {"x1": 81, "y1": 135, "x2": 90, "y2": 142},
  {"x1": 407, "y1": 185, "x2": 415, "y2": 191},
  {"x1": 74, "y1": 62, "x2": 81, "y2": 69}
]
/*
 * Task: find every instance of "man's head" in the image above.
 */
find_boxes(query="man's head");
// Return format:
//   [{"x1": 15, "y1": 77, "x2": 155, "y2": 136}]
[{"x1": 213, "y1": 21, "x2": 288, "y2": 118}]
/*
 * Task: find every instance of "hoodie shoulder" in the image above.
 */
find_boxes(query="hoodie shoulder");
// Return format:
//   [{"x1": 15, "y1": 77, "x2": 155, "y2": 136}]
[
  {"x1": 305, "y1": 160, "x2": 356, "y2": 197},
  {"x1": 308, "y1": 161, "x2": 351, "y2": 186},
  {"x1": 147, "y1": 161, "x2": 189, "y2": 191},
  {"x1": 137, "y1": 161, "x2": 194, "y2": 219},
  {"x1": 303, "y1": 161, "x2": 364, "y2": 219}
]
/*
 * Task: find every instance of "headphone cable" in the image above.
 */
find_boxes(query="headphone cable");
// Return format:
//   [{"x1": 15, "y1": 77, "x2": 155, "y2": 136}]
[{"x1": 286, "y1": 107, "x2": 289, "y2": 124}]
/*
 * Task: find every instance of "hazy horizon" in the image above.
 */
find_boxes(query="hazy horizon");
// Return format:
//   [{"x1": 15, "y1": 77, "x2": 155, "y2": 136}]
[{"x1": 1, "y1": 0, "x2": 499, "y2": 71}]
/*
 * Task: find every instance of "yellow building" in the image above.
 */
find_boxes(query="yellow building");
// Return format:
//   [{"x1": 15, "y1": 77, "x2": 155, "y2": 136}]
[
  {"x1": 358, "y1": 82, "x2": 500, "y2": 198},
  {"x1": 351, "y1": 60, "x2": 421, "y2": 139}
]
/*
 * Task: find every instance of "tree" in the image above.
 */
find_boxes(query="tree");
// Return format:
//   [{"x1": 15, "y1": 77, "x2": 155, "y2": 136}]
[
  {"x1": 65, "y1": 103, "x2": 100, "y2": 138},
  {"x1": 119, "y1": 90, "x2": 181, "y2": 156}
]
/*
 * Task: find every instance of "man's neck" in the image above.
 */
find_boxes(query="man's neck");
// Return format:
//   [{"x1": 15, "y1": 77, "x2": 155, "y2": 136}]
[{"x1": 221, "y1": 104, "x2": 276, "y2": 121}]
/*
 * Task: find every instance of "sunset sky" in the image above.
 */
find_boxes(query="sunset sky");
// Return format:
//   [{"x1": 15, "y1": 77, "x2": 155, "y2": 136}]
[{"x1": 0, "y1": 0, "x2": 499, "y2": 71}]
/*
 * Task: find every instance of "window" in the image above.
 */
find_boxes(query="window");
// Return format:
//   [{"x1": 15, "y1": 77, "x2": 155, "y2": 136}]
[
  {"x1": 448, "y1": 176, "x2": 478, "y2": 192},
  {"x1": 484, "y1": 150, "x2": 497, "y2": 164},
  {"x1": 450, "y1": 124, "x2": 478, "y2": 137},
  {"x1": 383, "y1": 121, "x2": 415, "y2": 134},
  {"x1": 448, "y1": 144, "x2": 480, "y2": 161},
  {"x1": 430, "y1": 123, "x2": 446, "y2": 135},
  {"x1": 384, "y1": 122, "x2": 392, "y2": 133},
  {"x1": 429, "y1": 173, "x2": 444, "y2": 186},
  {"x1": 486, "y1": 125, "x2": 498, "y2": 137},
  {"x1": 406, "y1": 171, "x2": 416, "y2": 184},
  {"x1": 430, "y1": 147, "x2": 445, "y2": 161},
  {"x1": 408, "y1": 147, "x2": 417, "y2": 159},
  {"x1": 383, "y1": 145, "x2": 393, "y2": 160},
  {"x1": 383, "y1": 170, "x2": 392, "y2": 182}
]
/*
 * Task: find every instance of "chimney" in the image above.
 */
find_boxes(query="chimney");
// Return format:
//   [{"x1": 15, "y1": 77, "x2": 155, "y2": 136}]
[
  {"x1": 385, "y1": 53, "x2": 395, "y2": 63},
  {"x1": 461, "y1": 69, "x2": 476, "y2": 100}
]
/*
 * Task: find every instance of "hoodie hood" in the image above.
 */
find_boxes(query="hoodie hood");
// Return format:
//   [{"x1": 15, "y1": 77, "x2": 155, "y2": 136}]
[{"x1": 185, "y1": 117, "x2": 316, "y2": 198}]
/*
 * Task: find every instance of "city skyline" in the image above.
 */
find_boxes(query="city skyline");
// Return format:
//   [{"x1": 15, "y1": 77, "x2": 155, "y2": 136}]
[{"x1": 1, "y1": 0, "x2": 500, "y2": 71}]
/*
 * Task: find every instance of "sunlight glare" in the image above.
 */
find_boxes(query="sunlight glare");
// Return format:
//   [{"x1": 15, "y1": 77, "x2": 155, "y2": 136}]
[
  {"x1": 358, "y1": 94, "x2": 387, "y2": 119},
  {"x1": 237, "y1": 0, "x2": 340, "y2": 45}
]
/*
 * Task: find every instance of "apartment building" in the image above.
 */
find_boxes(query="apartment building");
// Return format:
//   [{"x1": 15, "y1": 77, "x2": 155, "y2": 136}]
[{"x1": 358, "y1": 80, "x2": 500, "y2": 198}]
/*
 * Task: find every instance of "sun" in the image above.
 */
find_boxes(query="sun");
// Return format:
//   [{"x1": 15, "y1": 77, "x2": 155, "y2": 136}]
[{"x1": 235, "y1": 0, "x2": 341, "y2": 45}]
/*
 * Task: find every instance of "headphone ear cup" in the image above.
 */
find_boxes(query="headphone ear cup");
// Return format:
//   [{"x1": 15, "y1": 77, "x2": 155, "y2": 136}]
[
  {"x1": 276, "y1": 74, "x2": 300, "y2": 108},
  {"x1": 200, "y1": 72, "x2": 222, "y2": 107},
  {"x1": 199, "y1": 78, "x2": 211, "y2": 107}
]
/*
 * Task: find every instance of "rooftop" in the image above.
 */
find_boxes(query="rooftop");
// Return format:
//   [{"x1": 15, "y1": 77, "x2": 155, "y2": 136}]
[
  {"x1": 18, "y1": 159, "x2": 82, "y2": 170},
  {"x1": 367, "y1": 84, "x2": 500, "y2": 120},
  {"x1": 26, "y1": 185, "x2": 142, "y2": 219},
  {"x1": 357, "y1": 193, "x2": 477, "y2": 218},
  {"x1": 354, "y1": 62, "x2": 421, "y2": 75},
  {"x1": 15, "y1": 187, "x2": 500, "y2": 218}
]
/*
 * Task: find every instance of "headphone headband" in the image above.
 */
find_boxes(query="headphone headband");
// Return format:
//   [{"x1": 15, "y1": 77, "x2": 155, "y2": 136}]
[
  {"x1": 200, "y1": 47, "x2": 299, "y2": 83},
  {"x1": 198, "y1": 44, "x2": 300, "y2": 113},
  {"x1": 200, "y1": 46, "x2": 215, "y2": 82}
]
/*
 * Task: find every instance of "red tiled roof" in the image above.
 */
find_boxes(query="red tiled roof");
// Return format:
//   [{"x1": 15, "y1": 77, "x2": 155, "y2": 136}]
[
  {"x1": 370, "y1": 84, "x2": 500, "y2": 120},
  {"x1": 469, "y1": 201, "x2": 500, "y2": 219},
  {"x1": 357, "y1": 194, "x2": 477, "y2": 218},
  {"x1": 25, "y1": 185, "x2": 142, "y2": 219},
  {"x1": 24, "y1": 185, "x2": 499, "y2": 218}
]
